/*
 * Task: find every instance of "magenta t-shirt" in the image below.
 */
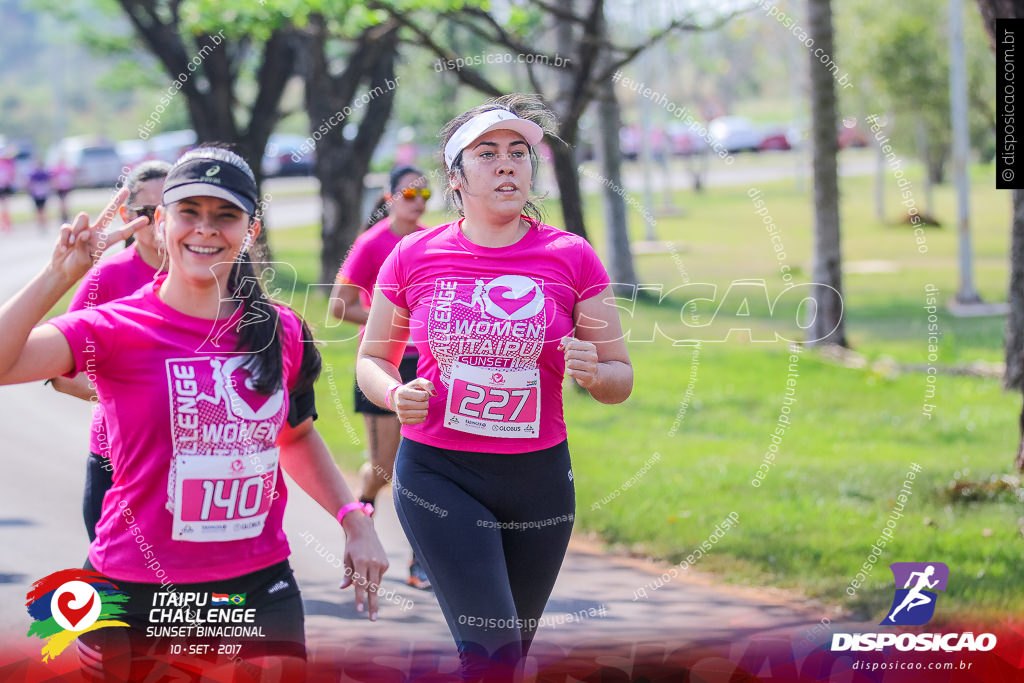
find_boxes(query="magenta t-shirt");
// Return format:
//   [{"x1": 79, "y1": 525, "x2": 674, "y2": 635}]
[
  {"x1": 339, "y1": 217, "x2": 423, "y2": 355},
  {"x1": 375, "y1": 218, "x2": 610, "y2": 454},
  {"x1": 68, "y1": 245, "x2": 159, "y2": 457},
  {"x1": 339, "y1": 218, "x2": 424, "y2": 308},
  {"x1": 47, "y1": 278, "x2": 306, "y2": 583}
]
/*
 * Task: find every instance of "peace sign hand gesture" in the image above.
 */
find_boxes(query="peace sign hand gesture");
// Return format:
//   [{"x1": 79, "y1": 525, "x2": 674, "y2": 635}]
[{"x1": 50, "y1": 187, "x2": 148, "y2": 285}]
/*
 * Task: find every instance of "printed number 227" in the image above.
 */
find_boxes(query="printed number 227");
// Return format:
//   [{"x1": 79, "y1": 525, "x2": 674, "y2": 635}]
[{"x1": 458, "y1": 386, "x2": 531, "y2": 421}]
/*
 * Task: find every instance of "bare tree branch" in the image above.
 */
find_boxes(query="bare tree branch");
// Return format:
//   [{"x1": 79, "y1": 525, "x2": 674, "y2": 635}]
[
  {"x1": 370, "y1": 3, "x2": 503, "y2": 96},
  {"x1": 525, "y1": 0, "x2": 587, "y2": 25},
  {"x1": 245, "y1": 28, "x2": 298, "y2": 151},
  {"x1": 456, "y1": 7, "x2": 571, "y2": 68},
  {"x1": 524, "y1": 59, "x2": 543, "y2": 94},
  {"x1": 116, "y1": 0, "x2": 201, "y2": 101},
  {"x1": 596, "y1": 8, "x2": 748, "y2": 84}
]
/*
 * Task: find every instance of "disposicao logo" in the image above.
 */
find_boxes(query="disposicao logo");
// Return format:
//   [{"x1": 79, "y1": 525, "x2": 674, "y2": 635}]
[
  {"x1": 25, "y1": 569, "x2": 130, "y2": 661},
  {"x1": 831, "y1": 562, "x2": 996, "y2": 653},
  {"x1": 883, "y1": 562, "x2": 948, "y2": 626}
]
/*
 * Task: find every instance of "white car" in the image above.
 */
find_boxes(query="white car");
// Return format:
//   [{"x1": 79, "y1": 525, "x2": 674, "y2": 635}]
[
  {"x1": 708, "y1": 117, "x2": 763, "y2": 153},
  {"x1": 46, "y1": 137, "x2": 123, "y2": 188}
]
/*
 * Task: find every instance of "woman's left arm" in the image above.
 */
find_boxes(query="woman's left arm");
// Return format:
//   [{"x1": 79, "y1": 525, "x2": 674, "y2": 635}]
[
  {"x1": 277, "y1": 417, "x2": 389, "y2": 620},
  {"x1": 563, "y1": 285, "x2": 633, "y2": 404}
]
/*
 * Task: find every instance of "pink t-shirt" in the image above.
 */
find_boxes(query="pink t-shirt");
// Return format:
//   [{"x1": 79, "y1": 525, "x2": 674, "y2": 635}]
[
  {"x1": 68, "y1": 245, "x2": 159, "y2": 456},
  {"x1": 338, "y1": 217, "x2": 423, "y2": 354},
  {"x1": 0, "y1": 158, "x2": 13, "y2": 187},
  {"x1": 52, "y1": 163, "x2": 74, "y2": 192},
  {"x1": 47, "y1": 277, "x2": 306, "y2": 583},
  {"x1": 375, "y1": 218, "x2": 610, "y2": 454}
]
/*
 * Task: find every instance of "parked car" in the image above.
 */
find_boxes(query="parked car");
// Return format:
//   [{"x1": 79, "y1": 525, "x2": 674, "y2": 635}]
[
  {"x1": 149, "y1": 129, "x2": 197, "y2": 164},
  {"x1": 116, "y1": 139, "x2": 151, "y2": 168},
  {"x1": 46, "y1": 137, "x2": 123, "y2": 188},
  {"x1": 783, "y1": 118, "x2": 870, "y2": 150},
  {"x1": 262, "y1": 133, "x2": 314, "y2": 177},
  {"x1": 708, "y1": 116, "x2": 763, "y2": 153},
  {"x1": 838, "y1": 118, "x2": 870, "y2": 149},
  {"x1": 667, "y1": 123, "x2": 710, "y2": 156},
  {"x1": 758, "y1": 127, "x2": 791, "y2": 152}
]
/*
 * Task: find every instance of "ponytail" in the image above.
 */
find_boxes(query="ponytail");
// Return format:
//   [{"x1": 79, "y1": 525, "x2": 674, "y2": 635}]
[
  {"x1": 229, "y1": 252, "x2": 283, "y2": 395},
  {"x1": 228, "y1": 249, "x2": 322, "y2": 396},
  {"x1": 363, "y1": 194, "x2": 390, "y2": 232}
]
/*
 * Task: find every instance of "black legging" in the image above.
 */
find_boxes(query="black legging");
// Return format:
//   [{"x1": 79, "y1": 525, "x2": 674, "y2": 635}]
[
  {"x1": 84, "y1": 452, "x2": 114, "y2": 542},
  {"x1": 393, "y1": 438, "x2": 575, "y2": 680}
]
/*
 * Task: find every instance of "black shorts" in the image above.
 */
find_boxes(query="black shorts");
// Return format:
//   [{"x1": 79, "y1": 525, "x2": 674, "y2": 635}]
[
  {"x1": 0, "y1": 186, "x2": 12, "y2": 198},
  {"x1": 355, "y1": 354, "x2": 418, "y2": 415},
  {"x1": 78, "y1": 558, "x2": 305, "y2": 672},
  {"x1": 32, "y1": 196, "x2": 46, "y2": 210}
]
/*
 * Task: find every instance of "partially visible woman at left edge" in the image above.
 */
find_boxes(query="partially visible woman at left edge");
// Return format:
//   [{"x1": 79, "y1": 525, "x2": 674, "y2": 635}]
[{"x1": 0, "y1": 147, "x2": 387, "y2": 680}]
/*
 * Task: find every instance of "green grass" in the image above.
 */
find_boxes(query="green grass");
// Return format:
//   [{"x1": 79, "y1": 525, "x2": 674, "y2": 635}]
[{"x1": 263, "y1": 160, "x2": 1020, "y2": 622}]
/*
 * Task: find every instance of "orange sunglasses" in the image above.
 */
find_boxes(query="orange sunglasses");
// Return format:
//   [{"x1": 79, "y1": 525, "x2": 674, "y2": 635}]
[{"x1": 397, "y1": 187, "x2": 431, "y2": 200}]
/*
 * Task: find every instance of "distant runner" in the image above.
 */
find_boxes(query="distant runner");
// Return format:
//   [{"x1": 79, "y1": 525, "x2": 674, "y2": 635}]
[{"x1": 331, "y1": 165, "x2": 433, "y2": 590}]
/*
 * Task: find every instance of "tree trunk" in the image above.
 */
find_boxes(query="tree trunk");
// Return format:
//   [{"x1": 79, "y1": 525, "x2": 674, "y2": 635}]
[
  {"x1": 549, "y1": 0, "x2": 588, "y2": 239},
  {"x1": 976, "y1": 0, "x2": 1024, "y2": 469},
  {"x1": 596, "y1": 75, "x2": 638, "y2": 291},
  {"x1": 915, "y1": 120, "x2": 936, "y2": 215},
  {"x1": 550, "y1": 131, "x2": 588, "y2": 238},
  {"x1": 319, "y1": 172, "x2": 366, "y2": 286},
  {"x1": 305, "y1": 17, "x2": 401, "y2": 283},
  {"x1": 927, "y1": 153, "x2": 947, "y2": 186},
  {"x1": 949, "y1": 0, "x2": 981, "y2": 305},
  {"x1": 1008, "y1": 189, "x2": 1024, "y2": 469},
  {"x1": 807, "y1": 0, "x2": 847, "y2": 347}
]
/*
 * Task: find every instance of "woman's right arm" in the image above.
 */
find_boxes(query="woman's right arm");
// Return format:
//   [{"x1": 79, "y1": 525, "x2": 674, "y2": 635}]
[
  {"x1": 356, "y1": 292, "x2": 433, "y2": 424},
  {"x1": 329, "y1": 279, "x2": 369, "y2": 325},
  {"x1": 50, "y1": 375, "x2": 97, "y2": 401},
  {"x1": 0, "y1": 188, "x2": 144, "y2": 386}
]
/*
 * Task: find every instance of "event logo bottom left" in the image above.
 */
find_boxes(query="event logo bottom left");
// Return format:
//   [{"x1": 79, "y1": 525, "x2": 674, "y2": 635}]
[{"x1": 25, "y1": 569, "x2": 129, "y2": 661}]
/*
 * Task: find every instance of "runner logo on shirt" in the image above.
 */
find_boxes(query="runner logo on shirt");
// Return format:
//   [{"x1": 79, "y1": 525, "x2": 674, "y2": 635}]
[
  {"x1": 167, "y1": 357, "x2": 285, "y2": 454},
  {"x1": 430, "y1": 275, "x2": 546, "y2": 438}
]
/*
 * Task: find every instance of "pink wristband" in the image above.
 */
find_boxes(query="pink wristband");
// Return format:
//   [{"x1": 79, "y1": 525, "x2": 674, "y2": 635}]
[
  {"x1": 384, "y1": 383, "x2": 400, "y2": 411},
  {"x1": 337, "y1": 501, "x2": 374, "y2": 526}
]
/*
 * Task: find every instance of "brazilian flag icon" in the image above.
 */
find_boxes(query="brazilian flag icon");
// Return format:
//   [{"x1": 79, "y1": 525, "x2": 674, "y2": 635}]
[{"x1": 229, "y1": 594, "x2": 246, "y2": 606}]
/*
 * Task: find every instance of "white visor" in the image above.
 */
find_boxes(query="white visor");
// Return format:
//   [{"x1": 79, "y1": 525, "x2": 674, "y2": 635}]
[{"x1": 444, "y1": 109, "x2": 544, "y2": 168}]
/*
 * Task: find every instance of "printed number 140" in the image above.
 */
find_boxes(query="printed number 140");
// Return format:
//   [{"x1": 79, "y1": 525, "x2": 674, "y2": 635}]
[{"x1": 200, "y1": 477, "x2": 263, "y2": 520}]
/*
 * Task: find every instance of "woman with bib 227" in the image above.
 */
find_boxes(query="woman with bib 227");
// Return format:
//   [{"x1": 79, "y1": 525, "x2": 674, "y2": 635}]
[{"x1": 357, "y1": 95, "x2": 632, "y2": 679}]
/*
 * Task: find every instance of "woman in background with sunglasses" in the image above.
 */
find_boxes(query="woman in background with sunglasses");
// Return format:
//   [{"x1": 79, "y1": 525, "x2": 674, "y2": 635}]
[
  {"x1": 50, "y1": 160, "x2": 171, "y2": 543},
  {"x1": 330, "y1": 165, "x2": 433, "y2": 590}
]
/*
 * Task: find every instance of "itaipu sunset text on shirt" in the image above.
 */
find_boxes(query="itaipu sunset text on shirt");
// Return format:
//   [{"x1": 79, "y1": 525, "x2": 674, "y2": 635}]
[
  {"x1": 375, "y1": 218, "x2": 610, "y2": 454},
  {"x1": 48, "y1": 276, "x2": 306, "y2": 583}
]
